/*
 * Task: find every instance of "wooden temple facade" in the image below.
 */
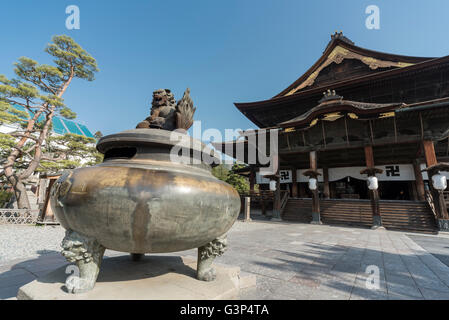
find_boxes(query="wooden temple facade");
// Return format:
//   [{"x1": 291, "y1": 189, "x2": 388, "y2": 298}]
[{"x1": 217, "y1": 32, "x2": 449, "y2": 233}]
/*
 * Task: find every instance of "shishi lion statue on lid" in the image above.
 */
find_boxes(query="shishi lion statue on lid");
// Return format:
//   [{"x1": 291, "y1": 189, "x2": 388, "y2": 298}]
[{"x1": 136, "y1": 88, "x2": 196, "y2": 131}]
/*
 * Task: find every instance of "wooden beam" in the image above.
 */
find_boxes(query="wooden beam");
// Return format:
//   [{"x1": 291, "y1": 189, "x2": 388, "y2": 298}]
[
  {"x1": 413, "y1": 160, "x2": 425, "y2": 201},
  {"x1": 310, "y1": 150, "x2": 317, "y2": 171},
  {"x1": 323, "y1": 167, "x2": 330, "y2": 199},
  {"x1": 291, "y1": 169, "x2": 298, "y2": 198},
  {"x1": 40, "y1": 178, "x2": 56, "y2": 222},
  {"x1": 363, "y1": 145, "x2": 382, "y2": 228},
  {"x1": 321, "y1": 121, "x2": 326, "y2": 148},
  {"x1": 344, "y1": 115, "x2": 350, "y2": 147},
  {"x1": 369, "y1": 120, "x2": 374, "y2": 144},
  {"x1": 309, "y1": 150, "x2": 321, "y2": 224},
  {"x1": 249, "y1": 167, "x2": 256, "y2": 192},
  {"x1": 423, "y1": 140, "x2": 437, "y2": 167},
  {"x1": 364, "y1": 145, "x2": 375, "y2": 168},
  {"x1": 393, "y1": 116, "x2": 398, "y2": 143},
  {"x1": 419, "y1": 112, "x2": 424, "y2": 139}
]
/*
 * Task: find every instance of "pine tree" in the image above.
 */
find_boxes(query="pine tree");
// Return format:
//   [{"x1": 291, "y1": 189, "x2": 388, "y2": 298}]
[
  {"x1": 0, "y1": 35, "x2": 99, "y2": 209},
  {"x1": 225, "y1": 163, "x2": 250, "y2": 194},
  {"x1": 39, "y1": 133, "x2": 103, "y2": 173}
]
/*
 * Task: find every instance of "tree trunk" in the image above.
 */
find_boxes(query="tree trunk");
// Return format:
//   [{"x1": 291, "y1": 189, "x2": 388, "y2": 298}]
[
  {"x1": 14, "y1": 180, "x2": 30, "y2": 209},
  {"x1": 4, "y1": 71, "x2": 74, "y2": 209}
]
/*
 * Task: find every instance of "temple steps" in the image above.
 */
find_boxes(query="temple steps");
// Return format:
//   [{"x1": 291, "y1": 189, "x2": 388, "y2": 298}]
[{"x1": 281, "y1": 198, "x2": 438, "y2": 234}]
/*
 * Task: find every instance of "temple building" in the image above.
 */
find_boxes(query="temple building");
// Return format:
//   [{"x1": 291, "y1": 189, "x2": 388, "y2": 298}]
[{"x1": 217, "y1": 32, "x2": 449, "y2": 234}]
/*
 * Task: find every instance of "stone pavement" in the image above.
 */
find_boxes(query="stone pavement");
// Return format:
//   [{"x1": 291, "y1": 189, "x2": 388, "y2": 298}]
[{"x1": 2, "y1": 220, "x2": 449, "y2": 300}]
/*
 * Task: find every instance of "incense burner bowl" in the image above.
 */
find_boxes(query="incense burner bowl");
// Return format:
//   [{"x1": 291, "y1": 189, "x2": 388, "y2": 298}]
[{"x1": 50, "y1": 129, "x2": 240, "y2": 293}]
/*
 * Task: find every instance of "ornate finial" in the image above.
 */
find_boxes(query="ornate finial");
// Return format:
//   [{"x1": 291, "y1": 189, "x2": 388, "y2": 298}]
[
  {"x1": 319, "y1": 89, "x2": 343, "y2": 103},
  {"x1": 325, "y1": 31, "x2": 354, "y2": 53}
]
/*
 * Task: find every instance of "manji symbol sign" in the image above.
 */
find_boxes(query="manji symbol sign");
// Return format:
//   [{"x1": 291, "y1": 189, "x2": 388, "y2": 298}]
[
  {"x1": 280, "y1": 171, "x2": 291, "y2": 182},
  {"x1": 385, "y1": 165, "x2": 400, "y2": 177}
]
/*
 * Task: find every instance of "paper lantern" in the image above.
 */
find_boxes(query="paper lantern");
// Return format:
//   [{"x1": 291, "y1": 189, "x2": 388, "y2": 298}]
[
  {"x1": 432, "y1": 174, "x2": 447, "y2": 191},
  {"x1": 367, "y1": 176, "x2": 378, "y2": 190},
  {"x1": 309, "y1": 178, "x2": 317, "y2": 190}
]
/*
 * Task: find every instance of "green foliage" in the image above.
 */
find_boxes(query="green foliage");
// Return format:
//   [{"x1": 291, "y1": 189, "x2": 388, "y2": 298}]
[
  {"x1": 38, "y1": 133, "x2": 103, "y2": 173},
  {"x1": 46, "y1": 35, "x2": 99, "y2": 81},
  {"x1": 0, "y1": 35, "x2": 99, "y2": 124},
  {"x1": 59, "y1": 107, "x2": 77, "y2": 119},
  {"x1": 0, "y1": 101, "x2": 27, "y2": 125},
  {"x1": 0, "y1": 190, "x2": 13, "y2": 208},
  {"x1": 225, "y1": 163, "x2": 250, "y2": 194},
  {"x1": 211, "y1": 164, "x2": 229, "y2": 182},
  {"x1": 0, "y1": 35, "x2": 99, "y2": 193}
]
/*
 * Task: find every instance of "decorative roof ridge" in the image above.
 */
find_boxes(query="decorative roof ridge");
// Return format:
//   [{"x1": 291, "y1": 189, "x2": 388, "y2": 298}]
[
  {"x1": 279, "y1": 92, "x2": 404, "y2": 127},
  {"x1": 234, "y1": 54, "x2": 449, "y2": 112},
  {"x1": 324, "y1": 31, "x2": 355, "y2": 53},
  {"x1": 272, "y1": 32, "x2": 436, "y2": 98}
]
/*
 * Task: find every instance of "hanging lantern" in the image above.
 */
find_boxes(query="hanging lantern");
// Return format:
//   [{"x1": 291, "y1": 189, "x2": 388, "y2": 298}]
[
  {"x1": 309, "y1": 178, "x2": 317, "y2": 191},
  {"x1": 269, "y1": 180, "x2": 277, "y2": 191},
  {"x1": 367, "y1": 176, "x2": 378, "y2": 191},
  {"x1": 432, "y1": 174, "x2": 447, "y2": 191}
]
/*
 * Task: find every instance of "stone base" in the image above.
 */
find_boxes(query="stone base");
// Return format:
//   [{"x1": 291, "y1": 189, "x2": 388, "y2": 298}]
[
  {"x1": 311, "y1": 212, "x2": 322, "y2": 224},
  {"x1": 17, "y1": 255, "x2": 256, "y2": 300},
  {"x1": 371, "y1": 215, "x2": 384, "y2": 230},
  {"x1": 438, "y1": 219, "x2": 449, "y2": 232}
]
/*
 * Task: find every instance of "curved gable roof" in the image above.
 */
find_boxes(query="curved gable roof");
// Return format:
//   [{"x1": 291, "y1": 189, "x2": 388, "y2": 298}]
[{"x1": 274, "y1": 32, "x2": 434, "y2": 98}]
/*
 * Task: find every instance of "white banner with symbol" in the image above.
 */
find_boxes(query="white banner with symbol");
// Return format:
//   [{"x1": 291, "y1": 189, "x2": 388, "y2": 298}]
[{"x1": 255, "y1": 164, "x2": 446, "y2": 184}]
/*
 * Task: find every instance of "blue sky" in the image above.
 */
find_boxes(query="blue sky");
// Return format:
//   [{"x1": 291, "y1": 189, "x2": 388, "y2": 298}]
[{"x1": 1, "y1": 0, "x2": 449, "y2": 139}]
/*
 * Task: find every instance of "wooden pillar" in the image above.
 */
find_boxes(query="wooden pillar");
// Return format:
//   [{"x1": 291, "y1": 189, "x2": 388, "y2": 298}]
[
  {"x1": 272, "y1": 156, "x2": 282, "y2": 220},
  {"x1": 364, "y1": 145, "x2": 382, "y2": 229},
  {"x1": 260, "y1": 196, "x2": 266, "y2": 216},
  {"x1": 299, "y1": 183, "x2": 307, "y2": 198},
  {"x1": 291, "y1": 169, "x2": 298, "y2": 198},
  {"x1": 249, "y1": 167, "x2": 256, "y2": 192},
  {"x1": 40, "y1": 178, "x2": 56, "y2": 222},
  {"x1": 310, "y1": 151, "x2": 317, "y2": 171},
  {"x1": 413, "y1": 160, "x2": 426, "y2": 201},
  {"x1": 423, "y1": 140, "x2": 437, "y2": 167},
  {"x1": 423, "y1": 140, "x2": 449, "y2": 222},
  {"x1": 309, "y1": 151, "x2": 321, "y2": 224},
  {"x1": 323, "y1": 167, "x2": 330, "y2": 199},
  {"x1": 364, "y1": 145, "x2": 375, "y2": 168},
  {"x1": 272, "y1": 175, "x2": 281, "y2": 219}
]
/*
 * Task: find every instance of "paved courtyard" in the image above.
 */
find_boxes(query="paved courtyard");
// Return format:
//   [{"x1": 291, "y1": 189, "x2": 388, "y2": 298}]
[{"x1": 2, "y1": 219, "x2": 449, "y2": 300}]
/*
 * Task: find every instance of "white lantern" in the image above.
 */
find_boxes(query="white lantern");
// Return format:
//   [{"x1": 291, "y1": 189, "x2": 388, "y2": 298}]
[
  {"x1": 367, "y1": 176, "x2": 378, "y2": 191},
  {"x1": 432, "y1": 174, "x2": 447, "y2": 191},
  {"x1": 269, "y1": 180, "x2": 277, "y2": 191},
  {"x1": 308, "y1": 178, "x2": 317, "y2": 191}
]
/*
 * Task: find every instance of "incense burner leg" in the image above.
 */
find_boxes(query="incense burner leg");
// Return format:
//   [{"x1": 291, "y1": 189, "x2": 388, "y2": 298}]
[
  {"x1": 197, "y1": 235, "x2": 227, "y2": 282},
  {"x1": 61, "y1": 230, "x2": 105, "y2": 294},
  {"x1": 130, "y1": 253, "x2": 144, "y2": 261}
]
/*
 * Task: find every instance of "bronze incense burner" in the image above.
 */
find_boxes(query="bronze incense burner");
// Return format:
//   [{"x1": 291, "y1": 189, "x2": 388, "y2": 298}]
[{"x1": 50, "y1": 89, "x2": 240, "y2": 293}]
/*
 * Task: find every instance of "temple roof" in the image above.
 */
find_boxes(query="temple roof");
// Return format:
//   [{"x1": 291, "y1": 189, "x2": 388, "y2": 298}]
[
  {"x1": 279, "y1": 90, "x2": 405, "y2": 128},
  {"x1": 234, "y1": 32, "x2": 447, "y2": 128},
  {"x1": 275, "y1": 32, "x2": 434, "y2": 97}
]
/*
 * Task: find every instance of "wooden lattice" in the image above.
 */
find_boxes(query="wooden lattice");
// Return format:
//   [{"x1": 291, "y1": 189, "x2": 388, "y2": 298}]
[
  {"x1": 425, "y1": 191, "x2": 438, "y2": 218},
  {"x1": 0, "y1": 209, "x2": 39, "y2": 225}
]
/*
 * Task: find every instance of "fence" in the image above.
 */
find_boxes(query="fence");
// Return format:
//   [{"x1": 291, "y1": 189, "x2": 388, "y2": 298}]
[{"x1": 0, "y1": 209, "x2": 40, "y2": 225}]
